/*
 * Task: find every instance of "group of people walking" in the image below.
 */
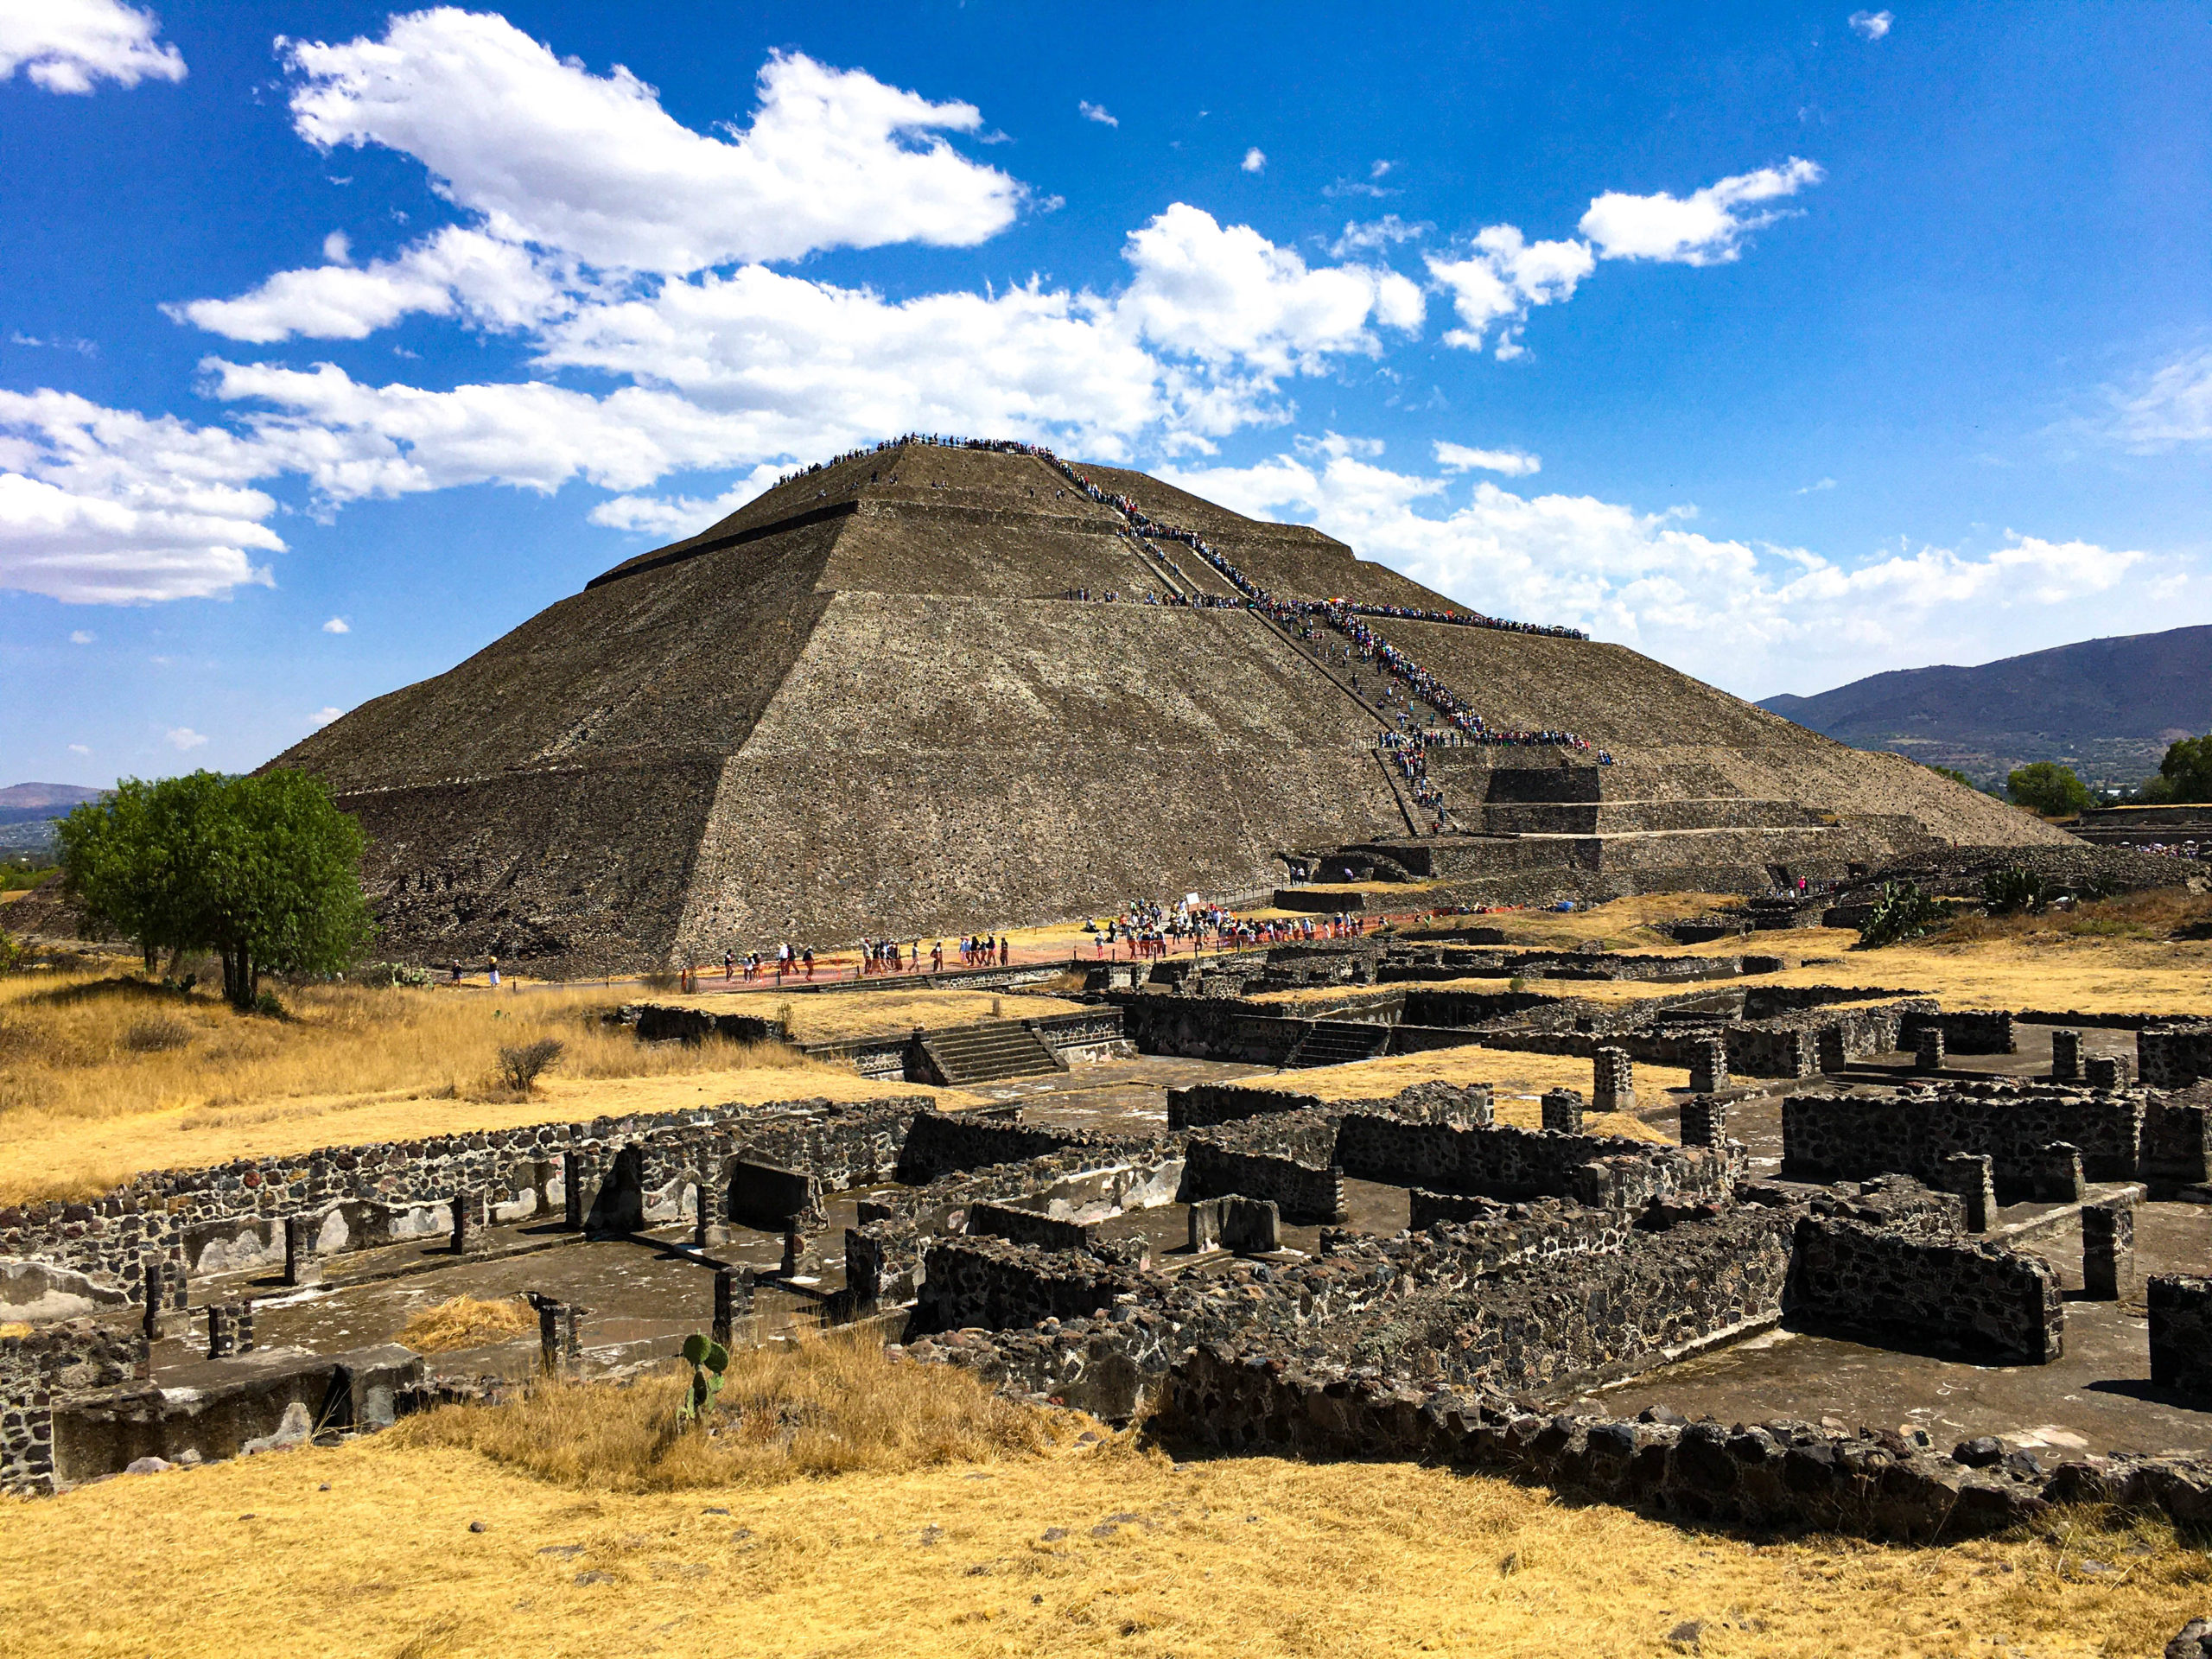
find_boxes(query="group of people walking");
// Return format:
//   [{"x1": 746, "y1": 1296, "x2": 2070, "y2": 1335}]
[
  {"x1": 723, "y1": 944, "x2": 814, "y2": 982},
  {"x1": 853, "y1": 935, "x2": 1011, "y2": 976}
]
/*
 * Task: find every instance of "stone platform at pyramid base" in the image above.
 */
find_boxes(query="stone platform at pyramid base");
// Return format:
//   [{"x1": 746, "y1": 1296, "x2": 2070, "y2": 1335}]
[{"x1": 1317, "y1": 816, "x2": 1927, "y2": 910}]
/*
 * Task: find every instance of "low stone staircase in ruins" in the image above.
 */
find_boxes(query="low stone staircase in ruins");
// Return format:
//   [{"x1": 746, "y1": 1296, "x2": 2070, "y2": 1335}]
[
  {"x1": 1282, "y1": 1021, "x2": 1392, "y2": 1070},
  {"x1": 917, "y1": 1020, "x2": 1067, "y2": 1085}
]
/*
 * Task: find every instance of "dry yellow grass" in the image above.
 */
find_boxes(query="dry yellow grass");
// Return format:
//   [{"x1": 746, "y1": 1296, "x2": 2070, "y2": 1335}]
[
  {"x1": 406, "y1": 1332, "x2": 1058, "y2": 1491},
  {"x1": 1466, "y1": 931, "x2": 2212, "y2": 1017},
  {"x1": 1, "y1": 1428, "x2": 2198, "y2": 1658},
  {"x1": 1249, "y1": 1047, "x2": 1678, "y2": 1142},
  {"x1": 0, "y1": 973, "x2": 987, "y2": 1204},
  {"x1": 0, "y1": 1064, "x2": 980, "y2": 1208},
  {"x1": 653, "y1": 985, "x2": 1090, "y2": 1043},
  {"x1": 397, "y1": 1295, "x2": 536, "y2": 1355}
]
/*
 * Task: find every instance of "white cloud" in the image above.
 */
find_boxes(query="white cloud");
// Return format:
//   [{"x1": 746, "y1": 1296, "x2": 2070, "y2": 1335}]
[
  {"x1": 16, "y1": 193, "x2": 1433, "y2": 601},
  {"x1": 590, "y1": 463, "x2": 785, "y2": 537},
  {"x1": 1079, "y1": 99, "x2": 1117, "y2": 127},
  {"x1": 1426, "y1": 225, "x2": 1595, "y2": 356},
  {"x1": 0, "y1": 391, "x2": 283, "y2": 602},
  {"x1": 168, "y1": 225, "x2": 566, "y2": 344},
  {"x1": 1580, "y1": 159, "x2": 1824, "y2": 265},
  {"x1": 9, "y1": 332, "x2": 98, "y2": 357},
  {"x1": 1115, "y1": 204, "x2": 1424, "y2": 385},
  {"x1": 67, "y1": 742, "x2": 90, "y2": 755},
  {"x1": 0, "y1": 0, "x2": 183, "y2": 93},
  {"x1": 164, "y1": 727, "x2": 207, "y2": 750},
  {"x1": 1327, "y1": 216, "x2": 1427, "y2": 258},
  {"x1": 321, "y1": 616, "x2": 349, "y2": 633},
  {"x1": 309, "y1": 706, "x2": 342, "y2": 727},
  {"x1": 87, "y1": 16, "x2": 1829, "y2": 584},
  {"x1": 283, "y1": 16, "x2": 1021, "y2": 271},
  {"x1": 2103, "y1": 347, "x2": 2212, "y2": 451},
  {"x1": 1849, "y1": 10, "x2": 1894, "y2": 40},
  {"x1": 68, "y1": 628, "x2": 93, "y2": 644},
  {"x1": 1159, "y1": 444, "x2": 2159, "y2": 694},
  {"x1": 1796, "y1": 476, "x2": 1837, "y2": 493},
  {"x1": 1434, "y1": 441, "x2": 1540, "y2": 477},
  {"x1": 1241, "y1": 147, "x2": 1266, "y2": 174}
]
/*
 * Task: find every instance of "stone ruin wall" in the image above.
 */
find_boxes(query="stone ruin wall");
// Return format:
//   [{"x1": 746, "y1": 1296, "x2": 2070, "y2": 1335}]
[
  {"x1": 1790, "y1": 1216, "x2": 2065, "y2": 1363},
  {"x1": 0, "y1": 1095, "x2": 930, "y2": 1306},
  {"x1": 1781, "y1": 1085, "x2": 2147, "y2": 1191},
  {"x1": 1351, "y1": 1209, "x2": 1796, "y2": 1395},
  {"x1": 0, "y1": 1322, "x2": 143, "y2": 1495},
  {"x1": 2150, "y1": 1276, "x2": 2212, "y2": 1398}
]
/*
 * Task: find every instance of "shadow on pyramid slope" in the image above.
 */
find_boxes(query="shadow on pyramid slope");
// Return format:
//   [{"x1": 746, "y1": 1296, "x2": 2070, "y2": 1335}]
[{"x1": 268, "y1": 439, "x2": 2074, "y2": 977}]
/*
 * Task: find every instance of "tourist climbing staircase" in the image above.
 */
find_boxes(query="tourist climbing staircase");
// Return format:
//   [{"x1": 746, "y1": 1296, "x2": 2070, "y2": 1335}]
[
  {"x1": 1281, "y1": 1020, "x2": 1391, "y2": 1070},
  {"x1": 918, "y1": 1020, "x2": 1067, "y2": 1085}
]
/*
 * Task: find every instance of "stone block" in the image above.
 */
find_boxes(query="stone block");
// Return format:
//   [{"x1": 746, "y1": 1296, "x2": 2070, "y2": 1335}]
[
  {"x1": 1942, "y1": 1152, "x2": 1995, "y2": 1232},
  {"x1": 525, "y1": 1292, "x2": 584, "y2": 1373},
  {"x1": 2086, "y1": 1054, "x2": 2127, "y2": 1091},
  {"x1": 1680, "y1": 1096, "x2": 1727, "y2": 1151},
  {"x1": 283, "y1": 1215, "x2": 321, "y2": 1287},
  {"x1": 732, "y1": 1160, "x2": 821, "y2": 1232},
  {"x1": 450, "y1": 1189, "x2": 480, "y2": 1255},
  {"x1": 564, "y1": 1148, "x2": 597, "y2": 1232},
  {"x1": 1592, "y1": 1047, "x2": 1634, "y2": 1113},
  {"x1": 713, "y1": 1267, "x2": 753, "y2": 1343},
  {"x1": 1218, "y1": 1196, "x2": 1281, "y2": 1254},
  {"x1": 2050, "y1": 1029, "x2": 2082, "y2": 1084},
  {"x1": 1914, "y1": 1027, "x2": 1946, "y2": 1072},
  {"x1": 2036, "y1": 1142, "x2": 2085, "y2": 1204},
  {"x1": 1187, "y1": 1198, "x2": 1222, "y2": 1254},
  {"x1": 2148, "y1": 1274, "x2": 2212, "y2": 1399},
  {"x1": 2082, "y1": 1199, "x2": 2134, "y2": 1301},
  {"x1": 1688, "y1": 1038, "x2": 1729, "y2": 1094},
  {"x1": 1541, "y1": 1088, "x2": 1586, "y2": 1136}
]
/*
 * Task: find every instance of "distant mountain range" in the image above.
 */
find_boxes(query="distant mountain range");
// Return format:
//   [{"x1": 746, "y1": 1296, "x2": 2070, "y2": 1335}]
[
  {"x1": 1759, "y1": 624, "x2": 2212, "y2": 789},
  {"x1": 0, "y1": 783, "x2": 104, "y2": 858}
]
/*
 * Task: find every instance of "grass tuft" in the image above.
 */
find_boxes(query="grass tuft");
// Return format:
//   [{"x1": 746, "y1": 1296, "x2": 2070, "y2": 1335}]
[
  {"x1": 402, "y1": 1330, "x2": 1058, "y2": 1491},
  {"x1": 397, "y1": 1295, "x2": 536, "y2": 1355}
]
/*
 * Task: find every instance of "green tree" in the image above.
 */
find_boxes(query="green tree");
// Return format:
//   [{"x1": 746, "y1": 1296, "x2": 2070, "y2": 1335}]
[
  {"x1": 2005, "y1": 761, "x2": 2094, "y2": 817},
  {"x1": 56, "y1": 770, "x2": 375, "y2": 1007},
  {"x1": 54, "y1": 772, "x2": 226, "y2": 974},
  {"x1": 1923, "y1": 763, "x2": 1979, "y2": 791},
  {"x1": 2152, "y1": 734, "x2": 2212, "y2": 804}
]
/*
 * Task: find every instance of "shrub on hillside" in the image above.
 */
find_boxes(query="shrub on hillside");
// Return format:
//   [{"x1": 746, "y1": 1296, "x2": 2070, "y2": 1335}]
[
  {"x1": 1857, "y1": 880, "x2": 1948, "y2": 949},
  {"x1": 2006, "y1": 761, "x2": 2094, "y2": 817},
  {"x1": 354, "y1": 961, "x2": 434, "y2": 989},
  {"x1": 1982, "y1": 866, "x2": 2057, "y2": 916},
  {"x1": 498, "y1": 1036, "x2": 564, "y2": 1092},
  {"x1": 2143, "y1": 734, "x2": 2212, "y2": 804}
]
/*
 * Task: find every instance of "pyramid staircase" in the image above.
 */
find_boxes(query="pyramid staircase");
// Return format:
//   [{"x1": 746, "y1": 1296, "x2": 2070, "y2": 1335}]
[{"x1": 918, "y1": 1021, "x2": 1067, "y2": 1085}]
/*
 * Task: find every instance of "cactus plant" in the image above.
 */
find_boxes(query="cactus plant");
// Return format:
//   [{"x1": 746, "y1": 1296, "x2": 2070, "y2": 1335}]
[{"x1": 677, "y1": 1332, "x2": 729, "y2": 1423}]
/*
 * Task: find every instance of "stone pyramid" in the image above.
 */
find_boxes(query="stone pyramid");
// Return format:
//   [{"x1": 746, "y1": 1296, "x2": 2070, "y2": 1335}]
[{"x1": 270, "y1": 439, "x2": 2065, "y2": 976}]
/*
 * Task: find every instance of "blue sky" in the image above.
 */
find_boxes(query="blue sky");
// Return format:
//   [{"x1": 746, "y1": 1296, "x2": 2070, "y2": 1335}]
[{"x1": 3, "y1": 2, "x2": 2209, "y2": 786}]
